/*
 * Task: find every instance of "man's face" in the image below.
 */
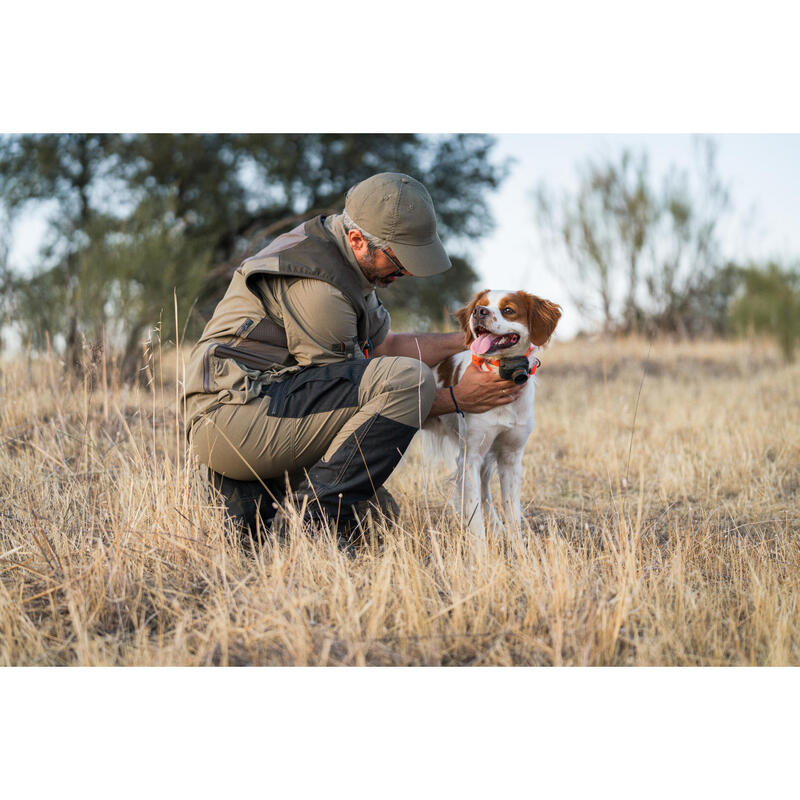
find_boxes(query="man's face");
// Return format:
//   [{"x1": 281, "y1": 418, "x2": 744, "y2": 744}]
[
  {"x1": 358, "y1": 247, "x2": 411, "y2": 287},
  {"x1": 348, "y1": 230, "x2": 411, "y2": 288}
]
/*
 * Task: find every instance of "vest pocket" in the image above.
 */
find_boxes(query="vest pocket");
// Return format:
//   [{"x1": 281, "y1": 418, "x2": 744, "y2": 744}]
[{"x1": 202, "y1": 343, "x2": 218, "y2": 393}]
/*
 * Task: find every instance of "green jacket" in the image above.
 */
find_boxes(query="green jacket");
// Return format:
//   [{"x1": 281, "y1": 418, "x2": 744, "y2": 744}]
[{"x1": 184, "y1": 215, "x2": 389, "y2": 429}]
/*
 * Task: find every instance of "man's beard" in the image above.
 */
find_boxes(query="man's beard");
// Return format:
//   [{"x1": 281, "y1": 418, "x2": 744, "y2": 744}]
[{"x1": 358, "y1": 248, "x2": 394, "y2": 287}]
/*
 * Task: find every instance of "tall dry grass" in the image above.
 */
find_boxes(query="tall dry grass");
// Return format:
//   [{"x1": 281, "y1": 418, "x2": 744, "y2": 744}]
[{"x1": 1, "y1": 336, "x2": 798, "y2": 665}]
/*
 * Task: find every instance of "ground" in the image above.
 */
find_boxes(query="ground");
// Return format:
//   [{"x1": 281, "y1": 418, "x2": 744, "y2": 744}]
[{"x1": 1, "y1": 336, "x2": 798, "y2": 665}]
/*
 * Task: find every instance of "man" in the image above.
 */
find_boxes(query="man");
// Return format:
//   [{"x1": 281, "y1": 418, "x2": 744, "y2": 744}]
[{"x1": 184, "y1": 172, "x2": 521, "y2": 537}]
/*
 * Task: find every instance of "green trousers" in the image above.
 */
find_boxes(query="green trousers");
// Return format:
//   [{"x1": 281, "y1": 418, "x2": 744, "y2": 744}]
[{"x1": 189, "y1": 356, "x2": 435, "y2": 528}]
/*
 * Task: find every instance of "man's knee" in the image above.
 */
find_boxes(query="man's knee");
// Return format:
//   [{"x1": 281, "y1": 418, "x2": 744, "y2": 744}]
[
  {"x1": 362, "y1": 356, "x2": 435, "y2": 427},
  {"x1": 388, "y1": 356, "x2": 436, "y2": 416}
]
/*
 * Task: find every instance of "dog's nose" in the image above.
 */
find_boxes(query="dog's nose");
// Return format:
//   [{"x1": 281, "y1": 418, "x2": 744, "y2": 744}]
[{"x1": 473, "y1": 306, "x2": 490, "y2": 318}]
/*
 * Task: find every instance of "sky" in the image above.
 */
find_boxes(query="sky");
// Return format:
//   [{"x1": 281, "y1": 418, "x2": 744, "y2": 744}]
[{"x1": 8, "y1": 134, "x2": 799, "y2": 341}]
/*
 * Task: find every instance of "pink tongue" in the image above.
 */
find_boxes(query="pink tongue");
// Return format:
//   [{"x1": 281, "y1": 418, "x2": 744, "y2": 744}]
[{"x1": 471, "y1": 334, "x2": 496, "y2": 355}]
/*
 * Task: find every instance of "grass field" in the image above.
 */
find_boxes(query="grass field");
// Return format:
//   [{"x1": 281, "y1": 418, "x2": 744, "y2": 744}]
[{"x1": 1, "y1": 336, "x2": 798, "y2": 666}]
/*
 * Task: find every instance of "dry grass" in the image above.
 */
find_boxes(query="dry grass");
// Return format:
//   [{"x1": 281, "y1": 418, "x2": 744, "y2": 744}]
[{"x1": 1, "y1": 336, "x2": 798, "y2": 666}]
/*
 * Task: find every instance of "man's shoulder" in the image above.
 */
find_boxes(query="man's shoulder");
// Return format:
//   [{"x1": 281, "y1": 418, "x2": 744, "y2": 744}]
[
  {"x1": 242, "y1": 217, "x2": 357, "y2": 283},
  {"x1": 281, "y1": 276, "x2": 352, "y2": 305}
]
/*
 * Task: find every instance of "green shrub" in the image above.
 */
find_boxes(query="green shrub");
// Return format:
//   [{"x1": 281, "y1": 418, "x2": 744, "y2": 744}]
[{"x1": 730, "y1": 263, "x2": 800, "y2": 362}]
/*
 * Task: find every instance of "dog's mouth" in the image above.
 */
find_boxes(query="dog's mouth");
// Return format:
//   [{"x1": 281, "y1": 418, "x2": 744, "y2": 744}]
[{"x1": 470, "y1": 326, "x2": 520, "y2": 355}]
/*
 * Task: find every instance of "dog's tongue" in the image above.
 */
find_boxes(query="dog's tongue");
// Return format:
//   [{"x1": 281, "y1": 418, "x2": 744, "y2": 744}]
[{"x1": 471, "y1": 334, "x2": 497, "y2": 355}]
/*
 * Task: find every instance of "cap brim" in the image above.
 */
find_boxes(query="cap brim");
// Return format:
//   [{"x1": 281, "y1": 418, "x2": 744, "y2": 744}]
[{"x1": 387, "y1": 235, "x2": 451, "y2": 277}]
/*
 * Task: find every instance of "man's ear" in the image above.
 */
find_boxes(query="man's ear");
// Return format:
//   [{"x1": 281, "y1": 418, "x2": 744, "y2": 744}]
[
  {"x1": 454, "y1": 290, "x2": 488, "y2": 348},
  {"x1": 347, "y1": 228, "x2": 368, "y2": 259},
  {"x1": 526, "y1": 293, "x2": 562, "y2": 346}
]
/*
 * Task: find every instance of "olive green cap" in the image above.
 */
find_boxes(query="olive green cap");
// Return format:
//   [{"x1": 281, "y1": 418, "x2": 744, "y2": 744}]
[{"x1": 344, "y1": 172, "x2": 452, "y2": 277}]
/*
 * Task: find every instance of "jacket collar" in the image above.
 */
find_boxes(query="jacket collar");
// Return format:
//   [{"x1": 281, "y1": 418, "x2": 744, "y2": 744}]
[{"x1": 323, "y1": 214, "x2": 375, "y2": 293}]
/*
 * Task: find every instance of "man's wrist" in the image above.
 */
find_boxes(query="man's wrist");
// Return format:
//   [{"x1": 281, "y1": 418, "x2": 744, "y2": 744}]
[
  {"x1": 449, "y1": 385, "x2": 465, "y2": 417},
  {"x1": 428, "y1": 386, "x2": 463, "y2": 418}
]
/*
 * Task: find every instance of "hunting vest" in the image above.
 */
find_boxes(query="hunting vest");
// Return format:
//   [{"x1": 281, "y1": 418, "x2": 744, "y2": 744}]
[{"x1": 184, "y1": 215, "x2": 377, "y2": 428}]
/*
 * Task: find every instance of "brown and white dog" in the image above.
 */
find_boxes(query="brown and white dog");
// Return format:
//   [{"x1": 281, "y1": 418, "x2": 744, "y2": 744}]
[{"x1": 424, "y1": 290, "x2": 561, "y2": 540}]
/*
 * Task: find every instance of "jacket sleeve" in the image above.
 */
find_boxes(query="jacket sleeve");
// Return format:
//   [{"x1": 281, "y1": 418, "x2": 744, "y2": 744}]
[{"x1": 269, "y1": 277, "x2": 363, "y2": 366}]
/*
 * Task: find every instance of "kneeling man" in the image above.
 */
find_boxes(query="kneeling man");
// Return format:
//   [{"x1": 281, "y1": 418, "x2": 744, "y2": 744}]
[{"x1": 184, "y1": 172, "x2": 520, "y2": 535}]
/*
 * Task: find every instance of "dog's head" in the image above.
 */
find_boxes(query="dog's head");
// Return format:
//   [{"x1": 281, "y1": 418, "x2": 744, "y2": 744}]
[{"x1": 454, "y1": 289, "x2": 562, "y2": 357}]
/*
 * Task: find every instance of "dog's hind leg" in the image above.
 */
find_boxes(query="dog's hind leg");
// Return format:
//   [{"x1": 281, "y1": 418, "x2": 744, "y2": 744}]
[
  {"x1": 455, "y1": 452, "x2": 486, "y2": 541},
  {"x1": 497, "y1": 448, "x2": 525, "y2": 533}
]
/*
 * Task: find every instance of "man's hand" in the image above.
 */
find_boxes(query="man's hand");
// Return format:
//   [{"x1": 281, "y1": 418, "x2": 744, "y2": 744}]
[
  {"x1": 453, "y1": 364, "x2": 524, "y2": 412},
  {"x1": 428, "y1": 364, "x2": 524, "y2": 417}
]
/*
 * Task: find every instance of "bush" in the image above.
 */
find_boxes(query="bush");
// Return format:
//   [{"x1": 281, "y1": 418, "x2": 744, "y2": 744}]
[{"x1": 729, "y1": 263, "x2": 800, "y2": 362}]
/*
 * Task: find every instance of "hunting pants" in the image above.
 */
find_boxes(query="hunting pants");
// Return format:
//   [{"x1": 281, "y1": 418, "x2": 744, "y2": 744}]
[{"x1": 189, "y1": 356, "x2": 435, "y2": 529}]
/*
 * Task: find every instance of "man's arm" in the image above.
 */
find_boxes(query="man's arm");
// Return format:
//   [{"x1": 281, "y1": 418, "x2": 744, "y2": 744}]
[
  {"x1": 272, "y1": 279, "x2": 360, "y2": 366},
  {"x1": 372, "y1": 330, "x2": 464, "y2": 366},
  {"x1": 373, "y1": 330, "x2": 524, "y2": 417}
]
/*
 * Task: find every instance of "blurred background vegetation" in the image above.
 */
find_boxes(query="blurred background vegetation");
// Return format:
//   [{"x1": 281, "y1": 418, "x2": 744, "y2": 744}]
[
  {"x1": 1, "y1": 133, "x2": 798, "y2": 379},
  {"x1": 0, "y1": 134, "x2": 509, "y2": 377},
  {"x1": 533, "y1": 138, "x2": 800, "y2": 360}
]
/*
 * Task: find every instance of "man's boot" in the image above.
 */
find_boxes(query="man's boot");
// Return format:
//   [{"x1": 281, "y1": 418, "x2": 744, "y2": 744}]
[{"x1": 207, "y1": 468, "x2": 284, "y2": 541}]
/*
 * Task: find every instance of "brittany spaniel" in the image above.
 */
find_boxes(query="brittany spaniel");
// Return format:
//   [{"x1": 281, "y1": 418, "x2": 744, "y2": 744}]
[{"x1": 424, "y1": 290, "x2": 561, "y2": 540}]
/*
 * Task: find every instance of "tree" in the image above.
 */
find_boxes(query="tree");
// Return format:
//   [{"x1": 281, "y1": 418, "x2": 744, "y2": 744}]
[
  {"x1": 533, "y1": 138, "x2": 730, "y2": 336},
  {"x1": 534, "y1": 150, "x2": 655, "y2": 333},
  {"x1": 118, "y1": 134, "x2": 507, "y2": 323},
  {"x1": 645, "y1": 138, "x2": 730, "y2": 336},
  {"x1": 1, "y1": 134, "x2": 508, "y2": 375},
  {"x1": 0, "y1": 134, "x2": 122, "y2": 367}
]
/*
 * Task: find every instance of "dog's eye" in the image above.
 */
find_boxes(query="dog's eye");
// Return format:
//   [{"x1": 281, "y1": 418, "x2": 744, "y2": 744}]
[{"x1": 501, "y1": 307, "x2": 514, "y2": 316}]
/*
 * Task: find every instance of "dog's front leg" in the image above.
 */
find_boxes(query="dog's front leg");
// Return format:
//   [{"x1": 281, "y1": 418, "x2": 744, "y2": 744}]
[
  {"x1": 456, "y1": 456, "x2": 485, "y2": 540},
  {"x1": 497, "y1": 447, "x2": 525, "y2": 531},
  {"x1": 480, "y1": 457, "x2": 503, "y2": 533},
  {"x1": 455, "y1": 429, "x2": 490, "y2": 541}
]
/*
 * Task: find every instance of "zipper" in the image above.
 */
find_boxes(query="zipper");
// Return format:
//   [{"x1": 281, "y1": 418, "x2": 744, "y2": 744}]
[
  {"x1": 202, "y1": 343, "x2": 218, "y2": 393},
  {"x1": 234, "y1": 318, "x2": 254, "y2": 338}
]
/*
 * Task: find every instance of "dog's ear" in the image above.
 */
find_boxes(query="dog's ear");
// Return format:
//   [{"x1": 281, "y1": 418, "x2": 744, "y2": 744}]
[
  {"x1": 454, "y1": 290, "x2": 488, "y2": 348},
  {"x1": 525, "y1": 293, "x2": 562, "y2": 346},
  {"x1": 453, "y1": 304, "x2": 472, "y2": 343}
]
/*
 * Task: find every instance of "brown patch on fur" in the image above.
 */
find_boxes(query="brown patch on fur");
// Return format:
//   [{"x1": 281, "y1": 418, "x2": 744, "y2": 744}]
[
  {"x1": 497, "y1": 292, "x2": 527, "y2": 322},
  {"x1": 435, "y1": 356, "x2": 457, "y2": 387},
  {"x1": 435, "y1": 355, "x2": 467, "y2": 388},
  {"x1": 523, "y1": 292, "x2": 562, "y2": 346},
  {"x1": 454, "y1": 289, "x2": 489, "y2": 348}
]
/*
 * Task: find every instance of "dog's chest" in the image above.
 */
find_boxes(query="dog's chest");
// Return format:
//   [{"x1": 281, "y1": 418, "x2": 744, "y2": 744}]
[
  {"x1": 484, "y1": 402, "x2": 518, "y2": 429},
  {"x1": 475, "y1": 383, "x2": 534, "y2": 432}
]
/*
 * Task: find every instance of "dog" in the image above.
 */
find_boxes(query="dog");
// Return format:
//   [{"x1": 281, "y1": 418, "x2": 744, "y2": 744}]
[{"x1": 423, "y1": 289, "x2": 561, "y2": 540}]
